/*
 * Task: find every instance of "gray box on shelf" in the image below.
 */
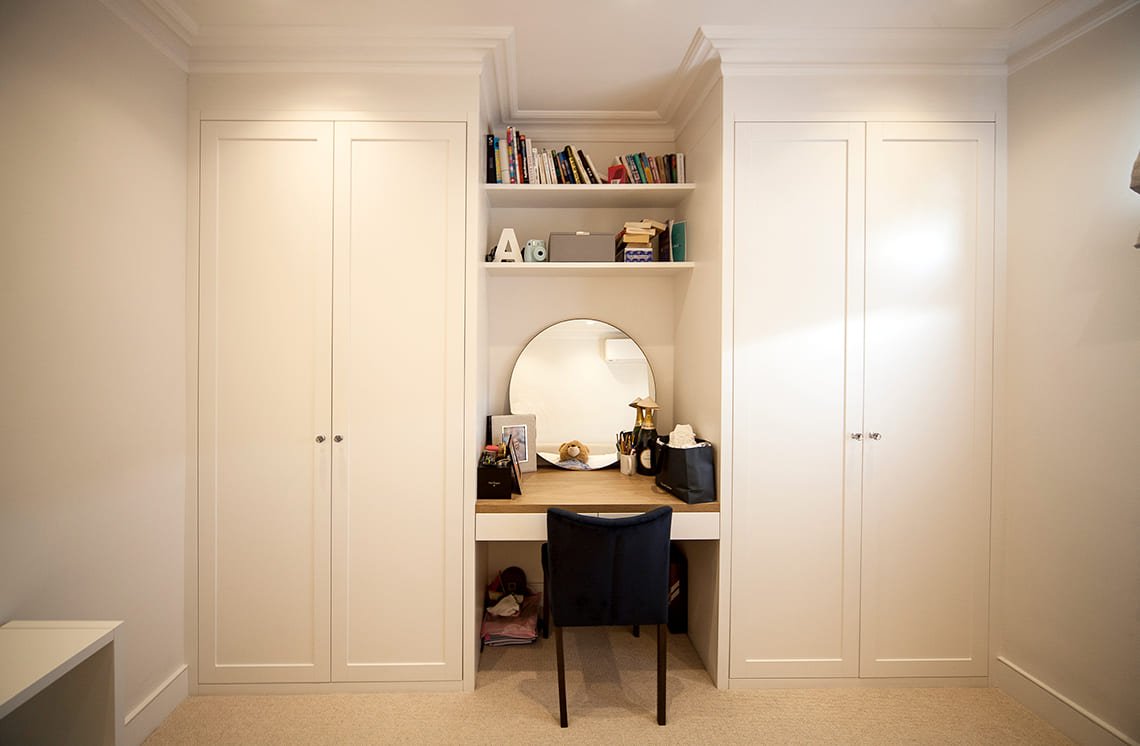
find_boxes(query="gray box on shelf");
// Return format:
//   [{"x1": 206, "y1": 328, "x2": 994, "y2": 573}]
[{"x1": 548, "y1": 232, "x2": 615, "y2": 262}]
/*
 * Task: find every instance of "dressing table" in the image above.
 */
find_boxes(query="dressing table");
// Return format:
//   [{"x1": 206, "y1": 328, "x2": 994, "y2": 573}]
[
  {"x1": 478, "y1": 318, "x2": 719, "y2": 541},
  {"x1": 475, "y1": 468, "x2": 720, "y2": 541}
]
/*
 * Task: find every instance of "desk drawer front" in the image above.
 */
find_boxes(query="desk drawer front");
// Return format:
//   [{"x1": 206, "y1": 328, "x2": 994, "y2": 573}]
[{"x1": 477, "y1": 512, "x2": 718, "y2": 541}]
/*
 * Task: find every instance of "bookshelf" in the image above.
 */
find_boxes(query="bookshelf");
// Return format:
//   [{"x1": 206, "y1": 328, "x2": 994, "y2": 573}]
[
  {"x1": 484, "y1": 183, "x2": 694, "y2": 209},
  {"x1": 484, "y1": 260, "x2": 694, "y2": 276}
]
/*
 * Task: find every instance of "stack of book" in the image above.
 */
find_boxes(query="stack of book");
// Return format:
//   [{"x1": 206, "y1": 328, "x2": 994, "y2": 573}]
[
  {"x1": 615, "y1": 219, "x2": 667, "y2": 262},
  {"x1": 485, "y1": 127, "x2": 604, "y2": 185},
  {"x1": 609, "y1": 152, "x2": 686, "y2": 184}
]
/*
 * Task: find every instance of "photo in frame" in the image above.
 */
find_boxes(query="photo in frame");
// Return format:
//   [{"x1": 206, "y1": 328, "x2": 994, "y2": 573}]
[{"x1": 491, "y1": 414, "x2": 538, "y2": 473}]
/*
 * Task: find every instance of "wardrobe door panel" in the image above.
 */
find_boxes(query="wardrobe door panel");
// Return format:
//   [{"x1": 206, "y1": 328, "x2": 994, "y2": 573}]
[
  {"x1": 861, "y1": 122, "x2": 994, "y2": 678},
  {"x1": 198, "y1": 121, "x2": 334, "y2": 683},
  {"x1": 730, "y1": 122, "x2": 865, "y2": 678},
  {"x1": 331, "y1": 122, "x2": 465, "y2": 681}
]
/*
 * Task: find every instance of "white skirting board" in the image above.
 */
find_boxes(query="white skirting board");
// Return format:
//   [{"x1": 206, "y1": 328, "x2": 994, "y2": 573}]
[
  {"x1": 123, "y1": 664, "x2": 188, "y2": 746},
  {"x1": 993, "y1": 657, "x2": 1136, "y2": 746}
]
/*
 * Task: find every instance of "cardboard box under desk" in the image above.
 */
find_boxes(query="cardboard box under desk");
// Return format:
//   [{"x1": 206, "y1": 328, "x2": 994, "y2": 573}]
[{"x1": 548, "y1": 232, "x2": 615, "y2": 262}]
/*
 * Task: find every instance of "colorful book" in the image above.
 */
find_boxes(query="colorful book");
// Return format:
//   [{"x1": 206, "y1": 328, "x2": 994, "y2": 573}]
[
  {"x1": 585, "y1": 153, "x2": 604, "y2": 183},
  {"x1": 485, "y1": 134, "x2": 496, "y2": 183},
  {"x1": 576, "y1": 148, "x2": 597, "y2": 183},
  {"x1": 624, "y1": 155, "x2": 641, "y2": 183},
  {"x1": 506, "y1": 127, "x2": 517, "y2": 184},
  {"x1": 669, "y1": 219, "x2": 686, "y2": 261},
  {"x1": 647, "y1": 154, "x2": 661, "y2": 183}
]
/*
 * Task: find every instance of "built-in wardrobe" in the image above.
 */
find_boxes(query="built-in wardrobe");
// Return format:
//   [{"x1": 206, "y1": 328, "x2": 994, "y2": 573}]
[
  {"x1": 729, "y1": 120, "x2": 995, "y2": 680},
  {"x1": 196, "y1": 119, "x2": 466, "y2": 684}
]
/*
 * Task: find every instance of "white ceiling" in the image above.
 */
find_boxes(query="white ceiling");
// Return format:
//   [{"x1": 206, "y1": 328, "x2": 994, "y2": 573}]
[{"x1": 153, "y1": 0, "x2": 1115, "y2": 117}]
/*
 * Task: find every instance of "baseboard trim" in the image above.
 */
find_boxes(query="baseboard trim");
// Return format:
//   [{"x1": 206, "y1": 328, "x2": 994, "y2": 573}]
[
  {"x1": 728, "y1": 676, "x2": 989, "y2": 689},
  {"x1": 194, "y1": 680, "x2": 464, "y2": 695},
  {"x1": 993, "y1": 656, "x2": 1135, "y2": 746},
  {"x1": 123, "y1": 664, "x2": 188, "y2": 746}
]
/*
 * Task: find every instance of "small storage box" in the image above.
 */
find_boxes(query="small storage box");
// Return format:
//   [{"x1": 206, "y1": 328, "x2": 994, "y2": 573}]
[
  {"x1": 477, "y1": 464, "x2": 514, "y2": 500},
  {"x1": 548, "y1": 232, "x2": 615, "y2": 262}
]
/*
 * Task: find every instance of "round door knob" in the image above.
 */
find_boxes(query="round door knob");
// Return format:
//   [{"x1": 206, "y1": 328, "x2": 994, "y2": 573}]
[
  {"x1": 315, "y1": 435, "x2": 326, "y2": 443},
  {"x1": 333, "y1": 435, "x2": 344, "y2": 443},
  {"x1": 868, "y1": 432, "x2": 882, "y2": 440},
  {"x1": 850, "y1": 432, "x2": 863, "y2": 441}
]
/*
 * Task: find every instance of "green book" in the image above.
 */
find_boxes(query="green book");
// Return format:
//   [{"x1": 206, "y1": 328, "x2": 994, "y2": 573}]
[{"x1": 670, "y1": 219, "x2": 686, "y2": 262}]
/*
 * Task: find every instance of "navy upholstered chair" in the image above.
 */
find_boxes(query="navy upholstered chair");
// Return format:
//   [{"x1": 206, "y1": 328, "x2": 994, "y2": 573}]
[{"x1": 542, "y1": 506, "x2": 673, "y2": 727}]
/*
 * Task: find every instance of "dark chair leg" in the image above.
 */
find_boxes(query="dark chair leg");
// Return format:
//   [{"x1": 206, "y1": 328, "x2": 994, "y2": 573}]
[
  {"x1": 555, "y1": 625, "x2": 568, "y2": 728},
  {"x1": 542, "y1": 547, "x2": 550, "y2": 639},
  {"x1": 632, "y1": 624, "x2": 640, "y2": 637},
  {"x1": 657, "y1": 623, "x2": 667, "y2": 725}
]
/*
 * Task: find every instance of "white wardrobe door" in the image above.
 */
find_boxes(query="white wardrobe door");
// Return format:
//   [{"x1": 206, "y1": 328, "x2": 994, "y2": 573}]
[
  {"x1": 331, "y1": 121, "x2": 465, "y2": 681},
  {"x1": 731, "y1": 122, "x2": 865, "y2": 678},
  {"x1": 861, "y1": 122, "x2": 994, "y2": 678},
  {"x1": 198, "y1": 121, "x2": 334, "y2": 683}
]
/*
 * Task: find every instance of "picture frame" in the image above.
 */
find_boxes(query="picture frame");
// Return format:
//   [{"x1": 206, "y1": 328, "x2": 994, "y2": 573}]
[
  {"x1": 503, "y1": 433, "x2": 523, "y2": 495},
  {"x1": 491, "y1": 413, "x2": 538, "y2": 473}
]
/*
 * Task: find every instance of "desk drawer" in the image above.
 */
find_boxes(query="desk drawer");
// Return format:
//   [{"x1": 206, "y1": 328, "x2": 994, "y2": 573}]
[
  {"x1": 598, "y1": 512, "x2": 720, "y2": 540},
  {"x1": 476, "y1": 512, "x2": 596, "y2": 541},
  {"x1": 477, "y1": 511, "x2": 719, "y2": 541}
]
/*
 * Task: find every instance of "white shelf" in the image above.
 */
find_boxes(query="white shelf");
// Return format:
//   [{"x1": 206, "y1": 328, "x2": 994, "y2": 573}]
[
  {"x1": 485, "y1": 183, "x2": 695, "y2": 209},
  {"x1": 484, "y1": 261, "x2": 694, "y2": 277}
]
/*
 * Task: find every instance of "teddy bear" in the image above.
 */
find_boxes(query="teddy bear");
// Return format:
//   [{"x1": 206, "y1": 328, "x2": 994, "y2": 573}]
[{"x1": 558, "y1": 440, "x2": 591, "y2": 465}]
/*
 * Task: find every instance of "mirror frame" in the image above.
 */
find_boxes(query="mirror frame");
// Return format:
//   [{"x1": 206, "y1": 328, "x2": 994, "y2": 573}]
[{"x1": 508, "y1": 318, "x2": 655, "y2": 470}]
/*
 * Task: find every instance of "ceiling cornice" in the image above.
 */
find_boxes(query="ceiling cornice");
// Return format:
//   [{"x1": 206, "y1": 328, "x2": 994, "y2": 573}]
[
  {"x1": 116, "y1": 0, "x2": 1132, "y2": 139},
  {"x1": 188, "y1": 25, "x2": 510, "y2": 76},
  {"x1": 98, "y1": 0, "x2": 191, "y2": 71},
  {"x1": 1007, "y1": 0, "x2": 1138, "y2": 73},
  {"x1": 706, "y1": 26, "x2": 1009, "y2": 76}
]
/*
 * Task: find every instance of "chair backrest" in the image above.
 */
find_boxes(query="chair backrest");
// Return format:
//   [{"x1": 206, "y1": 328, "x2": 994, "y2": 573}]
[{"x1": 546, "y1": 506, "x2": 672, "y2": 627}]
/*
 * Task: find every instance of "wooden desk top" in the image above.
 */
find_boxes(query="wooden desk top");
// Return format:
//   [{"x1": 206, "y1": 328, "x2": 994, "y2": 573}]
[{"x1": 475, "y1": 466, "x2": 719, "y2": 514}]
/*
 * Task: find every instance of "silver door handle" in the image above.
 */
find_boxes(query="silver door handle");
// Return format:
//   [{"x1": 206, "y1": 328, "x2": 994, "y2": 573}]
[
  {"x1": 315, "y1": 435, "x2": 326, "y2": 443},
  {"x1": 868, "y1": 432, "x2": 882, "y2": 440},
  {"x1": 850, "y1": 432, "x2": 863, "y2": 441}
]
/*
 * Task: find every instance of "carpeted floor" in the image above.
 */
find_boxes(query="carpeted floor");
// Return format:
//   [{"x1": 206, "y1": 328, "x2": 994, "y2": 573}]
[{"x1": 147, "y1": 628, "x2": 1071, "y2": 744}]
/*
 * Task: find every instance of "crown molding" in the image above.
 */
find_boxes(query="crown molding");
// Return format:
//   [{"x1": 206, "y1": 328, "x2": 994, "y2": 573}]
[
  {"x1": 186, "y1": 25, "x2": 511, "y2": 76},
  {"x1": 1007, "y1": 0, "x2": 1138, "y2": 73},
  {"x1": 500, "y1": 122, "x2": 678, "y2": 144},
  {"x1": 115, "y1": 0, "x2": 1133, "y2": 135},
  {"x1": 658, "y1": 28, "x2": 718, "y2": 124},
  {"x1": 703, "y1": 26, "x2": 1010, "y2": 68},
  {"x1": 142, "y1": 0, "x2": 197, "y2": 42},
  {"x1": 98, "y1": 0, "x2": 191, "y2": 71}
]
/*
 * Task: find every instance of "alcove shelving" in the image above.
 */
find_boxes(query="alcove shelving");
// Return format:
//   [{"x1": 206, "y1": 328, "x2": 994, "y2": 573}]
[
  {"x1": 483, "y1": 261, "x2": 694, "y2": 276},
  {"x1": 484, "y1": 182, "x2": 695, "y2": 209}
]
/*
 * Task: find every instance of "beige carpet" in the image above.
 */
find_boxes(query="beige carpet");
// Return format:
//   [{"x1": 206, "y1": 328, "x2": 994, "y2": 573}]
[{"x1": 148, "y1": 629, "x2": 1071, "y2": 744}]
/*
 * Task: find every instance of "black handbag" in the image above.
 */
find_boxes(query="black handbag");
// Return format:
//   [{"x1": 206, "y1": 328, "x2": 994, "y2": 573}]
[{"x1": 654, "y1": 438, "x2": 716, "y2": 504}]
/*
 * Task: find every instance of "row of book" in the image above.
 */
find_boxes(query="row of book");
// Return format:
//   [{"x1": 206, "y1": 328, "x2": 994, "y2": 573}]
[
  {"x1": 610, "y1": 152, "x2": 686, "y2": 185},
  {"x1": 484, "y1": 128, "x2": 686, "y2": 186},
  {"x1": 486, "y1": 128, "x2": 603, "y2": 185}
]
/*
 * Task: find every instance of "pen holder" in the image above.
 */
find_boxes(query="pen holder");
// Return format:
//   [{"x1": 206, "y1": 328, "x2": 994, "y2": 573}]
[{"x1": 619, "y1": 453, "x2": 635, "y2": 476}]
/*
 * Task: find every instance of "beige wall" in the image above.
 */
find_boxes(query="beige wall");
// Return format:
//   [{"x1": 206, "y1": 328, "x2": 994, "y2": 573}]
[
  {"x1": 0, "y1": 0, "x2": 189, "y2": 731},
  {"x1": 189, "y1": 71, "x2": 479, "y2": 115},
  {"x1": 1002, "y1": 6, "x2": 1140, "y2": 741}
]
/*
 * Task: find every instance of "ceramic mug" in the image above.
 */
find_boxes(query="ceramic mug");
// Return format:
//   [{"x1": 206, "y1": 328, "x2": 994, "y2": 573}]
[
  {"x1": 523, "y1": 239, "x2": 547, "y2": 262},
  {"x1": 619, "y1": 453, "x2": 635, "y2": 476}
]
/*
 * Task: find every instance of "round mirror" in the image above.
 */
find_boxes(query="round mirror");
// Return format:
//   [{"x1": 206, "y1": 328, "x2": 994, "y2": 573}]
[{"x1": 509, "y1": 319, "x2": 655, "y2": 469}]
